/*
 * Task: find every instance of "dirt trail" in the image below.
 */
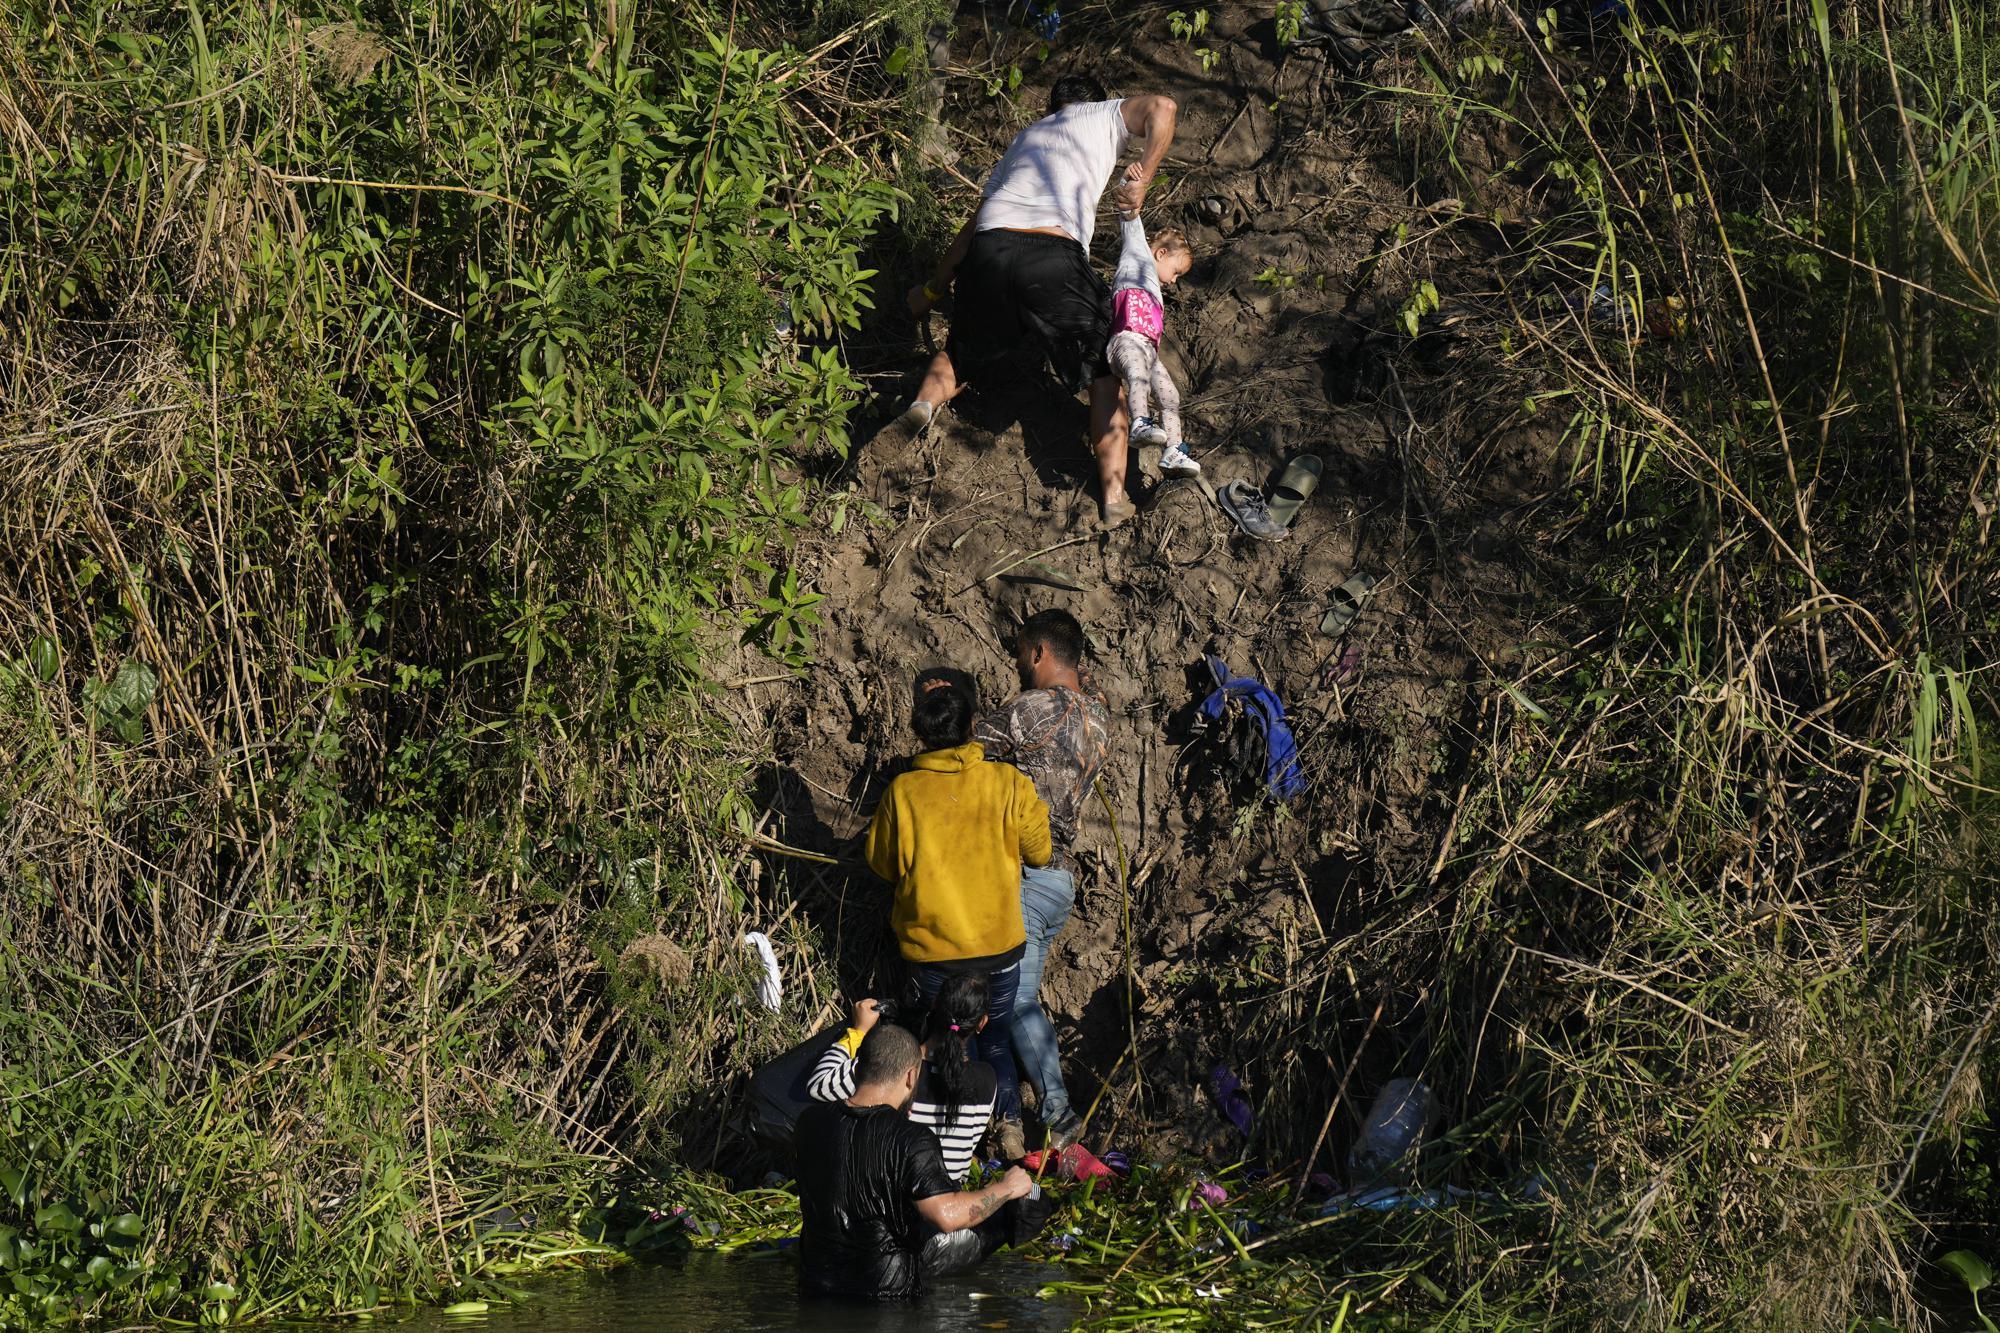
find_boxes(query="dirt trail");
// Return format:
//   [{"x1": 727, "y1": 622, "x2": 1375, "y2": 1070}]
[{"x1": 731, "y1": 4, "x2": 1566, "y2": 1151}]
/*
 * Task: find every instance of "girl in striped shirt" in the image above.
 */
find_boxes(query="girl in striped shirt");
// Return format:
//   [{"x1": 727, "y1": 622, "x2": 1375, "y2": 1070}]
[{"x1": 808, "y1": 976, "x2": 998, "y2": 1183}]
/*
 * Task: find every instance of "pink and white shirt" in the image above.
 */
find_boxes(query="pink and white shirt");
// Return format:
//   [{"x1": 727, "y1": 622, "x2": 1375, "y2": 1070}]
[{"x1": 1110, "y1": 216, "x2": 1165, "y2": 344}]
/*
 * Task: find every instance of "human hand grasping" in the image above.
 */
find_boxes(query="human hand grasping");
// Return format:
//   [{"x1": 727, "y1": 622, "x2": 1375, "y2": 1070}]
[{"x1": 1114, "y1": 161, "x2": 1148, "y2": 216}]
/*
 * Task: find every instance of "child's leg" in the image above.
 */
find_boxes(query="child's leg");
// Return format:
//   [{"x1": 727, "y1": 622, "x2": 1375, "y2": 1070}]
[
  {"x1": 1150, "y1": 354, "x2": 1183, "y2": 443},
  {"x1": 1107, "y1": 332, "x2": 1154, "y2": 423}
]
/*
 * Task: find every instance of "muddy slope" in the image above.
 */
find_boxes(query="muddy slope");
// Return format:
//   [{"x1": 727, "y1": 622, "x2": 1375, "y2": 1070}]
[{"x1": 734, "y1": 4, "x2": 1565, "y2": 1152}]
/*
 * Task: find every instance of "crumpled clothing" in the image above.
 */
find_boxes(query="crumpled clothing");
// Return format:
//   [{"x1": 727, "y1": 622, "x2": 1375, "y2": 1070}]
[
  {"x1": 1022, "y1": 1143, "x2": 1115, "y2": 1182},
  {"x1": 1197, "y1": 657, "x2": 1306, "y2": 800},
  {"x1": 1208, "y1": 1063, "x2": 1257, "y2": 1136},
  {"x1": 741, "y1": 931, "x2": 782, "y2": 1012}
]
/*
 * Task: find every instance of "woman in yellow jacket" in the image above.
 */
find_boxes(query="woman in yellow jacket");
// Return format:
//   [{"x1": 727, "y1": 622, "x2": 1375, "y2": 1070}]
[{"x1": 866, "y1": 671, "x2": 1052, "y2": 1158}]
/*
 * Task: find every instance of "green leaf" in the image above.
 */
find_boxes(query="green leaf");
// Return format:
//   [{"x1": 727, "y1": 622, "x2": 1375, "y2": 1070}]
[
  {"x1": 33, "y1": 1203, "x2": 79, "y2": 1236},
  {"x1": 202, "y1": 1281, "x2": 238, "y2": 1301},
  {"x1": 27, "y1": 636, "x2": 58, "y2": 681},
  {"x1": 1943, "y1": 1249, "x2": 1993, "y2": 1294},
  {"x1": 1502, "y1": 683, "x2": 1551, "y2": 723},
  {"x1": 90, "y1": 659, "x2": 159, "y2": 743}
]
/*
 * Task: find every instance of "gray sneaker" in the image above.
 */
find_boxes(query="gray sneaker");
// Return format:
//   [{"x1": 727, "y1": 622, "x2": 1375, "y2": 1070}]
[
  {"x1": 1044, "y1": 1111, "x2": 1085, "y2": 1152},
  {"x1": 1217, "y1": 479, "x2": 1289, "y2": 541}
]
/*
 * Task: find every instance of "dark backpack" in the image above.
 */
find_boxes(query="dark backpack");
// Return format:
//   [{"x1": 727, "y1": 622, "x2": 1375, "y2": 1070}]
[{"x1": 746, "y1": 1024, "x2": 849, "y2": 1161}]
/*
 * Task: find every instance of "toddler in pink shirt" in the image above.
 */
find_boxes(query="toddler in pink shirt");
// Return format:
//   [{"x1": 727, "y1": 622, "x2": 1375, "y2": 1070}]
[{"x1": 1107, "y1": 213, "x2": 1198, "y2": 476}]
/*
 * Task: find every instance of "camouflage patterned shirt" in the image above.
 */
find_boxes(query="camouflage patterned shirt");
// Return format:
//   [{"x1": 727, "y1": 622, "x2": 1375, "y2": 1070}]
[{"x1": 973, "y1": 684, "x2": 1111, "y2": 871}]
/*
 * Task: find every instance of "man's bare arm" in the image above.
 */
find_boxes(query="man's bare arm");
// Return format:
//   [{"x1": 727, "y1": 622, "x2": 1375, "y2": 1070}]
[
  {"x1": 908, "y1": 213, "x2": 981, "y2": 316},
  {"x1": 1117, "y1": 94, "x2": 1180, "y2": 211},
  {"x1": 913, "y1": 1166, "x2": 1033, "y2": 1233}
]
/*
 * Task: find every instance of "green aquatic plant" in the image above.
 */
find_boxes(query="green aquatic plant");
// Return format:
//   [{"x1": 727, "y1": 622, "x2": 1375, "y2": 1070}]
[{"x1": 0, "y1": 1148, "x2": 151, "y2": 1324}]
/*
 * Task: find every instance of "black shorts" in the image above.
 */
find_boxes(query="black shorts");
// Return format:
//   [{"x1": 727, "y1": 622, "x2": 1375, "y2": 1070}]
[{"x1": 947, "y1": 229, "x2": 1112, "y2": 395}]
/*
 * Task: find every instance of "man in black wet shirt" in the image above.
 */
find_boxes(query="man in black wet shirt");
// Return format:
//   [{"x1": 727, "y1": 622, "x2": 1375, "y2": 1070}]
[{"x1": 794, "y1": 1024, "x2": 1035, "y2": 1300}]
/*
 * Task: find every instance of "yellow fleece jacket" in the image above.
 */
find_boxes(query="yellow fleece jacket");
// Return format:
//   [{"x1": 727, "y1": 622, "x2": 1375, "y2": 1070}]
[{"x1": 865, "y1": 742, "x2": 1053, "y2": 965}]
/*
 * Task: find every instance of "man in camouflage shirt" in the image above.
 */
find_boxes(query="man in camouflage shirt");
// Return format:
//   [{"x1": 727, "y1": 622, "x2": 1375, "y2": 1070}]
[{"x1": 973, "y1": 608, "x2": 1109, "y2": 1149}]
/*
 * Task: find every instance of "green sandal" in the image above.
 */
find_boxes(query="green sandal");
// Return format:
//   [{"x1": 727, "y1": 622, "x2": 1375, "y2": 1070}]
[
  {"x1": 1320, "y1": 572, "x2": 1380, "y2": 637},
  {"x1": 1264, "y1": 454, "x2": 1323, "y2": 529}
]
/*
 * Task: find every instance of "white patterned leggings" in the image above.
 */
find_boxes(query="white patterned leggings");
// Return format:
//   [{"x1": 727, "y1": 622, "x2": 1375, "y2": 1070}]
[{"x1": 1108, "y1": 330, "x2": 1182, "y2": 445}]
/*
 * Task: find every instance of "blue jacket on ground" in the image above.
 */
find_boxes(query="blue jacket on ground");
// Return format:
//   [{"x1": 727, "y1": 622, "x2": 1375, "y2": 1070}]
[{"x1": 1197, "y1": 655, "x2": 1306, "y2": 800}]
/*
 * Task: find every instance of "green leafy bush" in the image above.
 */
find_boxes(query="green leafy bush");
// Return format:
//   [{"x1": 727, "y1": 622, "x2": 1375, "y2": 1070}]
[{"x1": 0, "y1": 0, "x2": 924, "y2": 1319}]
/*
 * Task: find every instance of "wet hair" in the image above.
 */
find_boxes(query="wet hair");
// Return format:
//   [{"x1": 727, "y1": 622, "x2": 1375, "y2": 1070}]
[
  {"x1": 855, "y1": 1023, "x2": 922, "y2": 1087},
  {"x1": 1049, "y1": 74, "x2": 1108, "y2": 115},
  {"x1": 912, "y1": 675, "x2": 976, "y2": 750},
  {"x1": 1152, "y1": 228, "x2": 1193, "y2": 261},
  {"x1": 924, "y1": 974, "x2": 990, "y2": 1127},
  {"x1": 1018, "y1": 608, "x2": 1085, "y2": 668}
]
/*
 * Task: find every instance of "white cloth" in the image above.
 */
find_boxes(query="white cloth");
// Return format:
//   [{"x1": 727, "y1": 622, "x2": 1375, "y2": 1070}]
[
  {"x1": 740, "y1": 931, "x2": 782, "y2": 1012},
  {"x1": 1112, "y1": 216, "x2": 1161, "y2": 304},
  {"x1": 976, "y1": 99, "x2": 1131, "y2": 249}
]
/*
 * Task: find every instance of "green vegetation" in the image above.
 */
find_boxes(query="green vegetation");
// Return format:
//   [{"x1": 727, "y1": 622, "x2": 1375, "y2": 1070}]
[
  {"x1": 0, "y1": 0, "x2": 933, "y2": 1320},
  {"x1": 1218, "y1": 0, "x2": 2000, "y2": 1325},
  {"x1": 2, "y1": 0, "x2": 1995, "y2": 1328}
]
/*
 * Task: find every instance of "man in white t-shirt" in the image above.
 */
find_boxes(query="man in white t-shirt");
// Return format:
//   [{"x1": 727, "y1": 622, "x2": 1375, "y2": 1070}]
[{"x1": 884, "y1": 74, "x2": 1178, "y2": 527}]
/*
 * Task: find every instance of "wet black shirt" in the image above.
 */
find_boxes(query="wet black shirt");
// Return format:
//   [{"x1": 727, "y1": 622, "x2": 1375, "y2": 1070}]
[{"x1": 795, "y1": 1101, "x2": 958, "y2": 1300}]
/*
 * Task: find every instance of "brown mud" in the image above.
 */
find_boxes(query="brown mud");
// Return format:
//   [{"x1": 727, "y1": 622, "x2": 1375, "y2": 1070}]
[{"x1": 724, "y1": 4, "x2": 1574, "y2": 1158}]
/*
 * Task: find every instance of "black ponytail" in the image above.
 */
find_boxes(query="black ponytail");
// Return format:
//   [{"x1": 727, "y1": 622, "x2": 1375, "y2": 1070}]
[{"x1": 924, "y1": 973, "x2": 989, "y2": 1128}]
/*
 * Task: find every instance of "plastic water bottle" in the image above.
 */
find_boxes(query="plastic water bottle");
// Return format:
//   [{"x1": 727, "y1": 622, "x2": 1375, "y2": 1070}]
[{"x1": 1347, "y1": 1078, "x2": 1432, "y2": 1183}]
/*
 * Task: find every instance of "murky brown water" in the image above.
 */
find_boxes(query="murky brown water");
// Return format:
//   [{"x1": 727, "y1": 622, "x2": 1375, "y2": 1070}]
[{"x1": 351, "y1": 1251, "x2": 1080, "y2": 1333}]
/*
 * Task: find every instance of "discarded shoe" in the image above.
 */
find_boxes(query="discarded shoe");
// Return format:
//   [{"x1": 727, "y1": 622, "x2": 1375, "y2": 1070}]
[
  {"x1": 1044, "y1": 1111, "x2": 1086, "y2": 1152},
  {"x1": 873, "y1": 400, "x2": 936, "y2": 450},
  {"x1": 1320, "y1": 571, "x2": 1381, "y2": 637},
  {"x1": 1131, "y1": 413, "x2": 1171, "y2": 446},
  {"x1": 1216, "y1": 480, "x2": 1288, "y2": 542},
  {"x1": 1159, "y1": 442, "x2": 1202, "y2": 477},
  {"x1": 1263, "y1": 453, "x2": 1322, "y2": 529}
]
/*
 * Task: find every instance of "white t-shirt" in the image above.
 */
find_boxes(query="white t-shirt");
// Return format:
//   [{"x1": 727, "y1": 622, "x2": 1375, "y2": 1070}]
[
  {"x1": 1113, "y1": 216, "x2": 1161, "y2": 304},
  {"x1": 976, "y1": 99, "x2": 1132, "y2": 249}
]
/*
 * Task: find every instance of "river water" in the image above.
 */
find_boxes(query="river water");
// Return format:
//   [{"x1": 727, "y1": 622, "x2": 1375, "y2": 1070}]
[{"x1": 372, "y1": 1252, "x2": 1080, "y2": 1333}]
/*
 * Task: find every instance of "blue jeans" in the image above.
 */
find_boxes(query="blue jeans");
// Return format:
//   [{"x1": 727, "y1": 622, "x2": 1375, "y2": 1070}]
[
  {"x1": 916, "y1": 961, "x2": 1022, "y2": 1121},
  {"x1": 1012, "y1": 865, "x2": 1076, "y2": 1125}
]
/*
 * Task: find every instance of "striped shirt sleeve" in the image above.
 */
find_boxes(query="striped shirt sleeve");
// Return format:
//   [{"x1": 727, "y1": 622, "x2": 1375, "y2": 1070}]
[{"x1": 806, "y1": 1033, "x2": 863, "y2": 1102}]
